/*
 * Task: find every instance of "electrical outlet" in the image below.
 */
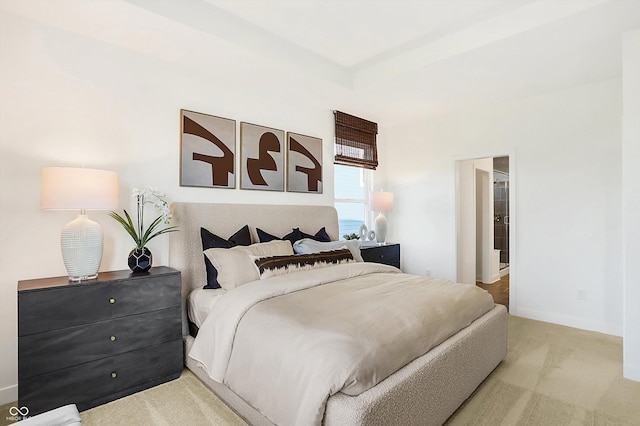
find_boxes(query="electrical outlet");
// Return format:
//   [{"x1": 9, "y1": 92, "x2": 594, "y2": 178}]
[
  {"x1": 577, "y1": 289, "x2": 587, "y2": 301},
  {"x1": 425, "y1": 270, "x2": 432, "y2": 277}
]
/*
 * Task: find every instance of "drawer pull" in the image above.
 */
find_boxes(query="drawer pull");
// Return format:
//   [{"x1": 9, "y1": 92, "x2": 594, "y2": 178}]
[
  {"x1": 109, "y1": 298, "x2": 116, "y2": 304},
  {"x1": 110, "y1": 335, "x2": 116, "y2": 341},
  {"x1": 111, "y1": 372, "x2": 117, "y2": 378}
]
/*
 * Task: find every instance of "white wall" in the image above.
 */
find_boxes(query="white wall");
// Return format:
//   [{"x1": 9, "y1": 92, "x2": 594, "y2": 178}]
[
  {"x1": 622, "y1": 29, "x2": 640, "y2": 381},
  {"x1": 385, "y1": 78, "x2": 623, "y2": 337},
  {"x1": 0, "y1": 8, "x2": 354, "y2": 403}
]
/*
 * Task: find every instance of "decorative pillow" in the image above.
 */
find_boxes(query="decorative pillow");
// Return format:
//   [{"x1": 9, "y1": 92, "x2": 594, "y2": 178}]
[
  {"x1": 201, "y1": 226, "x2": 251, "y2": 289},
  {"x1": 251, "y1": 249, "x2": 355, "y2": 280},
  {"x1": 256, "y1": 227, "x2": 331, "y2": 244},
  {"x1": 204, "y1": 240, "x2": 294, "y2": 290},
  {"x1": 301, "y1": 227, "x2": 331, "y2": 242},
  {"x1": 293, "y1": 238, "x2": 364, "y2": 262},
  {"x1": 256, "y1": 228, "x2": 303, "y2": 245}
]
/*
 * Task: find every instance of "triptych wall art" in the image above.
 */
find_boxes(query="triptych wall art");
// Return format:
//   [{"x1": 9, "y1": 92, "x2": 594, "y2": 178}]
[
  {"x1": 240, "y1": 122, "x2": 285, "y2": 191},
  {"x1": 180, "y1": 109, "x2": 322, "y2": 194},
  {"x1": 181, "y1": 110, "x2": 236, "y2": 188},
  {"x1": 287, "y1": 132, "x2": 323, "y2": 194}
]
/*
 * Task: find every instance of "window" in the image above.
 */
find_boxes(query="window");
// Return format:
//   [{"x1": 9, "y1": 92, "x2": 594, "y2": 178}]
[
  {"x1": 333, "y1": 111, "x2": 378, "y2": 238},
  {"x1": 334, "y1": 165, "x2": 372, "y2": 238}
]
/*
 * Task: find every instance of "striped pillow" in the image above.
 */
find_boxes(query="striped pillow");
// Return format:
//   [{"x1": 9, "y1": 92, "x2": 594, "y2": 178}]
[{"x1": 251, "y1": 249, "x2": 355, "y2": 280}]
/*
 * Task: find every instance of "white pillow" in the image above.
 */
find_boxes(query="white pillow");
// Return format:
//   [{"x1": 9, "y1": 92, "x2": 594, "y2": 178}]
[
  {"x1": 292, "y1": 238, "x2": 363, "y2": 262},
  {"x1": 204, "y1": 240, "x2": 293, "y2": 290}
]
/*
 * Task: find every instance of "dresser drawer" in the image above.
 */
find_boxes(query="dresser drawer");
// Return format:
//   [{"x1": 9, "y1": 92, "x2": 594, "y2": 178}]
[
  {"x1": 361, "y1": 244, "x2": 401, "y2": 269},
  {"x1": 19, "y1": 339, "x2": 183, "y2": 416},
  {"x1": 19, "y1": 306, "x2": 182, "y2": 379},
  {"x1": 19, "y1": 272, "x2": 180, "y2": 336}
]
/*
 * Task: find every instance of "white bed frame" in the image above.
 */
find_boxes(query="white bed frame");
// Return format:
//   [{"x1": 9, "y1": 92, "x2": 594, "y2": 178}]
[{"x1": 169, "y1": 202, "x2": 508, "y2": 426}]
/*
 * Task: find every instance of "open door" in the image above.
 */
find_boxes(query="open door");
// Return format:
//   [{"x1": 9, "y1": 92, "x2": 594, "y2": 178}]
[{"x1": 476, "y1": 168, "x2": 496, "y2": 283}]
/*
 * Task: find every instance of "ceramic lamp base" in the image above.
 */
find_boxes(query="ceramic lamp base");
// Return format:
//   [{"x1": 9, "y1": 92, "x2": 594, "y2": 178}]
[
  {"x1": 61, "y1": 214, "x2": 103, "y2": 281},
  {"x1": 374, "y1": 212, "x2": 388, "y2": 244}
]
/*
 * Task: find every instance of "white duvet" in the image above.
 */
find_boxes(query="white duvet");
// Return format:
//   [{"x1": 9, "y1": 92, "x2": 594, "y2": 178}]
[{"x1": 189, "y1": 262, "x2": 494, "y2": 426}]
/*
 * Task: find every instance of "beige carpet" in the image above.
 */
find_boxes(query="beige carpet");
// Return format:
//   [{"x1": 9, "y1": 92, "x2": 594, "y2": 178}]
[
  {"x1": 3, "y1": 315, "x2": 639, "y2": 426},
  {"x1": 447, "y1": 315, "x2": 640, "y2": 425},
  {"x1": 80, "y1": 371, "x2": 245, "y2": 426}
]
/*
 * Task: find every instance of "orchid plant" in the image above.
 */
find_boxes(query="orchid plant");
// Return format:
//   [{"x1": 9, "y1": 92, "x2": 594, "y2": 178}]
[{"x1": 109, "y1": 186, "x2": 178, "y2": 250}]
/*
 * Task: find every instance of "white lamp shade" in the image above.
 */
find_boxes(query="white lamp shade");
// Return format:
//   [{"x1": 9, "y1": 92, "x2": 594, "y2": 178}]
[
  {"x1": 370, "y1": 191, "x2": 394, "y2": 212},
  {"x1": 41, "y1": 167, "x2": 119, "y2": 210}
]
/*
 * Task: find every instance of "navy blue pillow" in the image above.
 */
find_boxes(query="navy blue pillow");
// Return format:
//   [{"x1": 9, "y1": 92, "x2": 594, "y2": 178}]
[
  {"x1": 256, "y1": 228, "x2": 303, "y2": 245},
  {"x1": 256, "y1": 227, "x2": 331, "y2": 245},
  {"x1": 201, "y1": 226, "x2": 251, "y2": 289},
  {"x1": 302, "y1": 227, "x2": 331, "y2": 242}
]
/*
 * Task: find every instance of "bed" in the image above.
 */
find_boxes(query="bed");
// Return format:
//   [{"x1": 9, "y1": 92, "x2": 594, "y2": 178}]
[{"x1": 169, "y1": 202, "x2": 507, "y2": 426}]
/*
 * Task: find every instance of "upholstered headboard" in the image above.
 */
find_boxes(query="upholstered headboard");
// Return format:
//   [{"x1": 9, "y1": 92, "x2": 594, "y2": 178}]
[{"x1": 168, "y1": 202, "x2": 339, "y2": 333}]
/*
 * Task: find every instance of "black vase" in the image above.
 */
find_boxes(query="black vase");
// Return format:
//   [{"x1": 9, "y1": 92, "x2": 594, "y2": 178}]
[{"x1": 128, "y1": 247, "x2": 152, "y2": 273}]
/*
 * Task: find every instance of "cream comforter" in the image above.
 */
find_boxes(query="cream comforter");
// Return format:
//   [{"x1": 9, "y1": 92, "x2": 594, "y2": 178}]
[{"x1": 189, "y1": 263, "x2": 494, "y2": 426}]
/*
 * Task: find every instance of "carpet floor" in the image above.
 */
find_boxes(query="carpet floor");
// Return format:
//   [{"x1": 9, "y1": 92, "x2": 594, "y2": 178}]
[
  {"x1": 3, "y1": 315, "x2": 639, "y2": 426},
  {"x1": 446, "y1": 315, "x2": 640, "y2": 425}
]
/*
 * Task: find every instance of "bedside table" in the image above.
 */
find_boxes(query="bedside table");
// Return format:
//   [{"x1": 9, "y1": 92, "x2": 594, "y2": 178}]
[
  {"x1": 18, "y1": 266, "x2": 183, "y2": 416},
  {"x1": 360, "y1": 243, "x2": 401, "y2": 269}
]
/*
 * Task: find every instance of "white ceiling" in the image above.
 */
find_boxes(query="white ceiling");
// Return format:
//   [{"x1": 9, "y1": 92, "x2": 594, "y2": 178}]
[
  {"x1": 205, "y1": 0, "x2": 521, "y2": 69},
  {"x1": 127, "y1": 0, "x2": 640, "y2": 116},
  {"x1": 3, "y1": 0, "x2": 640, "y2": 121}
]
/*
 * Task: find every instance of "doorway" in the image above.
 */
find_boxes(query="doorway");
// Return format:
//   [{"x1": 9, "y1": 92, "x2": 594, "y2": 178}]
[{"x1": 455, "y1": 155, "x2": 513, "y2": 311}]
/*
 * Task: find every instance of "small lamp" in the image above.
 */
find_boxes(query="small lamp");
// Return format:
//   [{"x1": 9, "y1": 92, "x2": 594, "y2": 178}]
[
  {"x1": 370, "y1": 191, "x2": 394, "y2": 244},
  {"x1": 41, "y1": 167, "x2": 119, "y2": 281}
]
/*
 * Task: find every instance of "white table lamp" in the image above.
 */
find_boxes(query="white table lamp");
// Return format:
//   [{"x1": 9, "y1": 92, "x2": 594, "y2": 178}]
[
  {"x1": 41, "y1": 167, "x2": 119, "y2": 281},
  {"x1": 370, "y1": 191, "x2": 394, "y2": 244}
]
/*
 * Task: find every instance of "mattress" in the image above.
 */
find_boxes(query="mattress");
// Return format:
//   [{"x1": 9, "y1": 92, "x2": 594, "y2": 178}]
[{"x1": 187, "y1": 288, "x2": 226, "y2": 328}]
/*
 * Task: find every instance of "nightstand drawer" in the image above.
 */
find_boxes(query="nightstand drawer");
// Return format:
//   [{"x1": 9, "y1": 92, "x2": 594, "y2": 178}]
[
  {"x1": 19, "y1": 273, "x2": 180, "y2": 336},
  {"x1": 19, "y1": 339, "x2": 183, "y2": 415},
  {"x1": 361, "y1": 244, "x2": 400, "y2": 269},
  {"x1": 19, "y1": 306, "x2": 182, "y2": 379}
]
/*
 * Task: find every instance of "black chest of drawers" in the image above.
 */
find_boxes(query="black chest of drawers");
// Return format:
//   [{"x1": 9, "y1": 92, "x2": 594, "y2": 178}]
[
  {"x1": 360, "y1": 243, "x2": 401, "y2": 269},
  {"x1": 18, "y1": 266, "x2": 183, "y2": 416}
]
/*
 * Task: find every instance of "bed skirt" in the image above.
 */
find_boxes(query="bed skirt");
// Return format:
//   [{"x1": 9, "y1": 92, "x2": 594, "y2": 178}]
[{"x1": 184, "y1": 304, "x2": 508, "y2": 426}]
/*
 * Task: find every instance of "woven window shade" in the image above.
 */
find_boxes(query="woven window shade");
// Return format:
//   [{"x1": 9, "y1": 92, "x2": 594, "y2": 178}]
[{"x1": 334, "y1": 111, "x2": 378, "y2": 170}]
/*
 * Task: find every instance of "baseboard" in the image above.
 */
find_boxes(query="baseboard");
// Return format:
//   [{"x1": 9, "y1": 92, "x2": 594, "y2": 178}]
[
  {"x1": 477, "y1": 274, "x2": 500, "y2": 284},
  {"x1": 516, "y1": 308, "x2": 622, "y2": 337},
  {"x1": 0, "y1": 383, "x2": 17, "y2": 405}
]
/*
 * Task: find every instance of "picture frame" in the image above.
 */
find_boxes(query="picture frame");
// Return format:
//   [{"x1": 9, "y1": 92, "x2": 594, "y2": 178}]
[
  {"x1": 287, "y1": 132, "x2": 323, "y2": 194},
  {"x1": 180, "y1": 109, "x2": 236, "y2": 188},
  {"x1": 240, "y1": 122, "x2": 285, "y2": 191}
]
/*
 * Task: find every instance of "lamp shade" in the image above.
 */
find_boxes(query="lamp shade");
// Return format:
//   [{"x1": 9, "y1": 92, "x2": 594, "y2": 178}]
[
  {"x1": 370, "y1": 191, "x2": 394, "y2": 212},
  {"x1": 41, "y1": 167, "x2": 119, "y2": 210}
]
